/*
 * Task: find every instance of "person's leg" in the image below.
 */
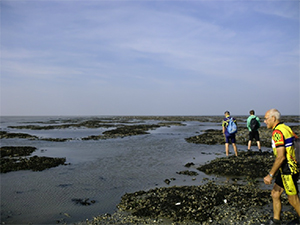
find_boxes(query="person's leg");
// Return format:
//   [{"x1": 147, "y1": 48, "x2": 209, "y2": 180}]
[
  {"x1": 224, "y1": 135, "x2": 230, "y2": 156},
  {"x1": 231, "y1": 135, "x2": 238, "y2": 156},
  {"x1": 257, "y1": 141, "x2": 261, "y2": 151},
  {"x1": 232, "y1": 143, "x2": 238, "y2": 156},
  {"x1": 247, "y1": 140, "x2": 252, "y2": 150},
  {"x1": 288, "y1": 195, "x2": 300, "y2": 216},
  {"x1": 271, "y1": 184, "x2": 284, "y2": 221},
  {"x1": 255, "y1": 131, "x2": 261, "y2": 151},
  {"x1": 248, "y1": 132, "x2": 252, "y2": 150},
  {"x1": 285, "y1": 174, "x2": 300, "y2": 216},
  {"x1": 225, "y1": 143, "x2": 229, "y2": 156}
]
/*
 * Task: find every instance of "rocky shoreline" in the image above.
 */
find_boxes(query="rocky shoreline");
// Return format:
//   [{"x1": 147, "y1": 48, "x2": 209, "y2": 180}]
[
  {"x1": 76, "y1": 151, "x2": 298, "y2": 225},
  {"x1": 197, "y1": 150, "x2": 275, "y2": 178},
  {"x1": 1, "y1": 116, "x2": 299, "y2": 224},
  {"x1": 76, "y1": 131, "x2": 299, "y2": 224}
]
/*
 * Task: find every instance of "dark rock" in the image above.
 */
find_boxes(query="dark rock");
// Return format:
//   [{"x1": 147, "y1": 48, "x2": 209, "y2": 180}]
[
  {"x1": 164, "y1": 179, "x2": 171, "y2": 185},
  {"x1": 40, "y1": 137, "x2": 71, "y2": 142},
  {"x1": 0, "y1": 146, "x2": 67, "y2": 173},
  {"x1": 82, "y1": 124, "x2": 160, "y2": 140},
  {"x1": 0, "y1": 146, "x2": 37, "y2": 157},
  {"x1": 0, "y1": 156, "x2": 67, "y2": 173},
  {"x1": 157, "y1": 122, "x2": 185, "y2": 127},
  {"x1": 176, "y1": 170, "x2": 199, "y2": 176},
  {"x1": 197, "y1": 150, "x2": 274, "y2": 178},
  {"x1": 117, "y1": 182, "x2": 275, "y2": 223},
  {"x1": 0, "y1": 131, "x2": 38, "y2": 140},
  {"x1": 72, "y1": 198, "x2": 96, "y2": 206},
  {"x1": 0, "y1": 131, "x2": 71, "y2": 142},
  {"x1": 184, "y1": 162, "x2": 195, "y2": 168}
]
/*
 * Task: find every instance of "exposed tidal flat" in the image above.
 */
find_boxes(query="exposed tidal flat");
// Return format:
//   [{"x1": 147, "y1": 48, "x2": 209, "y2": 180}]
[{"x1": 0, "y1": 115, "x2": 299, "y2": 225}]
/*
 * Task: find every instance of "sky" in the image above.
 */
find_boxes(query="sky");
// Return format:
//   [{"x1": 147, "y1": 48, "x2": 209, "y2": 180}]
[{"x1": 1, "y1": 0, "x2": 299, "y2": 116}]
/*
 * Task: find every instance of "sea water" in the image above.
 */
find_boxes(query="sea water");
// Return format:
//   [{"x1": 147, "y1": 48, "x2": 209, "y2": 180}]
[{"x1": 0, "y1": 116, "x2": 250, "y2": 224}]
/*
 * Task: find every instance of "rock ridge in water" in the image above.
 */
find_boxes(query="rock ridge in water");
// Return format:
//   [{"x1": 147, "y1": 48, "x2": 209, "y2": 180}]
[
  {"x1": 197, "y1": 150, "x2": 275, "y2": 178},
  {"x1": 116, "y1": 181, "x2": 284, "y2": 224},
  {"x1": 0, "y1": 146, "x2": 67, "y2": 173}
]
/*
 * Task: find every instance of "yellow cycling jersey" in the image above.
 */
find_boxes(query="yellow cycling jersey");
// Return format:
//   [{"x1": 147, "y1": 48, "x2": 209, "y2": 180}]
[{"x1": 272, "y1": 123, "x2": 299, "y2": 175}]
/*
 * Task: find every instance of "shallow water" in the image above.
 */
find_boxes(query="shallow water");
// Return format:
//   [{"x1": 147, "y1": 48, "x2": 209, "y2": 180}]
[{"x1": 0, "y1": 116, "x2": 268, "y2": 224}]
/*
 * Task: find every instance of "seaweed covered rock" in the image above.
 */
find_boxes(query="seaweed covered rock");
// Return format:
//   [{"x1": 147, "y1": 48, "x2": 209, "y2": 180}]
[
  {"x1": 197, "y1": 150, "x2": 275, "y2": 178},
  {"x1": 0, "y1": 156, "x2": 67, "y2": 173},
  {"x1": 0, "y1": 131, "x2": 71, "y2": 142},
  {"x1": 176, "y1": 170, "x2": 199, "y2": 176},
  {"x1": 0, "y1": 131, "x2": 38, "y2": 140},
  {"x1": 117, "y1": 182, "x2": 275, "y2": 224},
  {"x1": 186, "y1": 129, "x2": 223, "y2": 145},
  {"x1": 0, "y1": 146, "x2": 67, "y2": 173},
  {"x1": 185, "y1": 127, "x2": 273, "y2": 147},
  {"x1": 0, "y1": 146, "x2": 37, "y2": 157},
  {"x1": 82, "y1": 124, "x2": 160, "y2": 140},
  {"x1": 7, "y1": 119, "x2": 117, "y2": 130}
]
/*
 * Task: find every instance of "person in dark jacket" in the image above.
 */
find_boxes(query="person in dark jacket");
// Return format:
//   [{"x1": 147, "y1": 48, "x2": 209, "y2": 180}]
[{"x1": 247, "y1": 110, "x2": 262, "y2": 152}]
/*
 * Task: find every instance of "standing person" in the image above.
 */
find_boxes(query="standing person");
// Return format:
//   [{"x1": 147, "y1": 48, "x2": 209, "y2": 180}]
[
  {"x1": 263, "y1": 109, "x2": 300, "y2": 225},
  {"x1": 222, "y1": 111, "x2": 238, "y2": 156},
  {"x1": 247, "y1": 110, "x2": 262, "y2": 152}
]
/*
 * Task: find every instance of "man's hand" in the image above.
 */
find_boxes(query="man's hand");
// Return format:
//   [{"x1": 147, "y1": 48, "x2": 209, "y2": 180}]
[
  {"x1": 264, "y1": 146, "x2": 285, "y2": 185},
  {"x1": 264, "y1": 174, "x2": 272, "y2": 185}
]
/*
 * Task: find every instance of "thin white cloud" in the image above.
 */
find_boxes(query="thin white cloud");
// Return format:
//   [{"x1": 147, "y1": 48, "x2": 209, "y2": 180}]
[
  {"x1": 254, "y1": 1, "x2": 299, "y2": 20},
  {"x1": 1, "y1": 0, "x2": 299, "y2": 115}
]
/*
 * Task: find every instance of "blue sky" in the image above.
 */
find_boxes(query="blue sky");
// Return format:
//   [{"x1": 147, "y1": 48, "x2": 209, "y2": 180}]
[{"x1": 1, "y1": 1, "x2": 299, "y2": 116}]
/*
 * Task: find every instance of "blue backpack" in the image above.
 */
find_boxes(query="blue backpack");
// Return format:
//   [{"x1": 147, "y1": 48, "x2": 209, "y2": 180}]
[{"x1": 227, "y1": 118, "x2": 237, "y2": 134}]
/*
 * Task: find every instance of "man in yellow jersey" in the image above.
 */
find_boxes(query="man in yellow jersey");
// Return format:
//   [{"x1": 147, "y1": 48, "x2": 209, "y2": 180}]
[{"x1": 263, "y1": 109, "x2": 300, "y2": 225}]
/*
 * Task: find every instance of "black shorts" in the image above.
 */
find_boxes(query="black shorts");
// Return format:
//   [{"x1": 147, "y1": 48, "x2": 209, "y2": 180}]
[
  {"x1": 275, "y1": 173, "x2": 299, "y2": 195},
  {"x1": 249, "y1": 130, "x2": 260, "y2": 141}
]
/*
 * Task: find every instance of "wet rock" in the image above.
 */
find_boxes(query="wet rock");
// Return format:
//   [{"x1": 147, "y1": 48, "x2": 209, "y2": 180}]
[
  {"x1": 7, "y1": 120, "x2": 117, "y2": 130},
  {"x1": 39, "y1": 137, "x2": 72, "y2": 142},
  {"x1": 77, "y1": 211, "x2": 167, "y2": 225},
  {"x1": 0, "y1": 131, "x2": 71, "y2": 142},
  {"x1": 197, "y1": 150, "x2": 275, "y2": 178},
  {"x1": 176, "y1": 170, "x2": 199, "y2": 176},
  {"x1": 0, "y1": 146, "x2": 67, "y2": 173},
  {"x1": 72, "y1": 198, "x2": 96, "y2": 206},
  {"x1": 164, "y1": 179, "x2": 171, "y2": 185},
  {"x1": 184, "y1": 162, "x2": 195, "y2": 168},
  {"x1": 117, "y1": 181, "x2": 275, "y2": 224},
  {"x1": 109, "y1": 181, "x2": 298, "y2": 225},
  {"x1": 82, "y1": 124, "x2": 160, "y2": 140},
  {"x1": 0, "y1": 146, "x2": 37, "y2": 157},
  {"x1": 157, "y1": 122, "x2": 185, "y2": 127},
  {"x1": 0, "y1": 156, "x2": 67, "y2": 173},
  {"x1": 185, "y1": 127, "x2": 274, "y2": 147},
  {"x1": 103, "y1": 124, "x2": 160, "y2": 136},
  {"x1": 0, "y1": 131, "x2": 38, "y2": 140}
]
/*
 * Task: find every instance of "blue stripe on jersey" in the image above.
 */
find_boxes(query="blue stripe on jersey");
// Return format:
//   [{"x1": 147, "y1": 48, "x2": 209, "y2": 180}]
[{"x1": 285, "y1": 136, "x2": 295, "y2": 147}]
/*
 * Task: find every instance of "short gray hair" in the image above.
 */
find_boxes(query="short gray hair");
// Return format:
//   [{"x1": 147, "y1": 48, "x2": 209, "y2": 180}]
[{"x1": 269, "y1": 108, "x2": 281, "y2": 120}]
